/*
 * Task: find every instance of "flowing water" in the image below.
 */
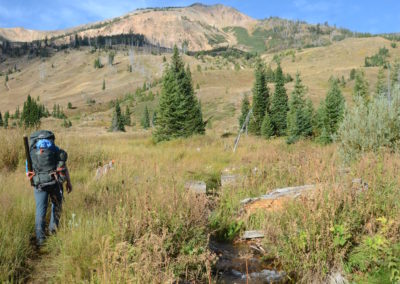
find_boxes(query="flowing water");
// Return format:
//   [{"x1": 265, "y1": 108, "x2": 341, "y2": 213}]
[{"x1": 210, "y1": 240, "x2": 287, "y2": 283}]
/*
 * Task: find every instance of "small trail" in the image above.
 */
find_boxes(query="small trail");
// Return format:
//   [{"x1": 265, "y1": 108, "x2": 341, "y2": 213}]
[{"x1": 22, "y1": 236, "x2": 51, "y2": 284}]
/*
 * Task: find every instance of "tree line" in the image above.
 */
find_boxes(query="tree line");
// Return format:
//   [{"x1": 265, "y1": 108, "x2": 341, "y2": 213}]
[{"x1": 240, "y1": 61, "x2": 346, "y2": 144}]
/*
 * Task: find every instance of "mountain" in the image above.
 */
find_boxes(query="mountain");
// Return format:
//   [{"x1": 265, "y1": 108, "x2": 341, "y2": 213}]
[{"x1": 0, "y1": 3, "x2": 376, "y2": 53}]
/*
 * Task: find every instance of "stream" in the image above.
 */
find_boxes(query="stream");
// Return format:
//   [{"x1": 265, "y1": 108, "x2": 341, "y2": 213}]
[{"x1": 209, "y1": 239, "x2": 287, "y2": 283}]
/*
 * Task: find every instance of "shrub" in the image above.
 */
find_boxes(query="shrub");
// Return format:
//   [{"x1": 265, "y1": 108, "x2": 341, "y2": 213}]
[
  {"x1": 94, "y1": 57, "x2": 103, "y2": 69},
  {"x1": 338, "y1": 85, "x2": 400, "y2": 162},
  {"x1": 365, "y1": 47, "x2": 390, "y2": 67}
]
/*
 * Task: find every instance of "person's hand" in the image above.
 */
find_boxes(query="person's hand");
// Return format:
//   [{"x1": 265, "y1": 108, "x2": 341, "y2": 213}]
[
  {"x1": 26, "y1": 171, "x2": 35, "y2": 180},
  {"x1": 66, "y1": 182, "x2": 73, "y2": 194}
]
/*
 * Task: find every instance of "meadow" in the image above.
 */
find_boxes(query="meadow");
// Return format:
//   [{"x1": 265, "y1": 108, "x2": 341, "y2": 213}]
[{"x1": 1, "y1": 123, "x2": 399, "y2": 283}]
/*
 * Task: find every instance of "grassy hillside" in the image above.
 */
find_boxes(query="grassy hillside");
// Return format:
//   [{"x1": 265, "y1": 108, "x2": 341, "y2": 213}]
[{"x1": 1, "y1": 36, "x2": 400, "y2": 132}]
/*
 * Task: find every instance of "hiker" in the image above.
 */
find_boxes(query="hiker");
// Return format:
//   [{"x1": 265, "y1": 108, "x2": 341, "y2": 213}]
[{"x1": 25, "y1": 130, "x2": 72, "y2": 246}]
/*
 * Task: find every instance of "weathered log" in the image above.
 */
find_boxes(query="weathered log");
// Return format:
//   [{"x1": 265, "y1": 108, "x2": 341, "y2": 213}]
[
  {"x1": 185, "y1": 180, "x2": 207, "y2": 194},
  {"x1": 241, "y1": 184, "x2": 316, "y2": 205}
]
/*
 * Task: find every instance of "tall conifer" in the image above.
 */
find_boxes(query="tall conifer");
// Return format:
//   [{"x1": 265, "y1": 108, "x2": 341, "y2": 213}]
[
  {"x1": 270, "y1": 64, "x2": 288, "y2": 136},
  {"x1": 154, "y1": 46, "x2": 204, "y2": 141},
  {"x1": 110, "y1": 101, "x2": 125, "y2": 132},
  {"x1": 249, "y1": 60, "x2": 269, "y2": 135},
  {"x1": 325, "y1": 79, "x2": 345, "y2": 136},
  {"x1": 287, "y1": 73, "x2": 312, "y2": 143},
  {"x1": 239, "y1": 94, "x2": 250, "y2": 129}
]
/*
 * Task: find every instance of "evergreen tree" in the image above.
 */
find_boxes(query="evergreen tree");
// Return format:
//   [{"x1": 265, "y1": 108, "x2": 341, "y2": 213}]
[
  {"x1": 265, "y1": 65, "x2": 275, "y2": 83},
  {"x1": 318, "y1": 125, "x2": 332, "y2": 145},
  {"x1": 313, "y1": 101, "x2": 326, "y2": 138},
  {"x1": 376, "y1": 68, "x2": 387, "y2": 96},
  {"x1": 124, "y1": 106, "x2": 131, "y2": 126},
  {"x1": 270, "y1": 64, "x2": 289, "y2": 136},
  {"x1": 154, "y1": 46, "x2": 204, "y2": 141},
  {"x1": 261, "y1": 112, "x2": 274, "y2": 139},
  {"x1": 152, "y1": 110, "x2": 158, "y2": 127},
  {"x1": 14, "y1": 106, "x2": 20, "y2": 119},
  {"x1": 0, "y1": 112, "x2": 3, "y2": 127},
  {"x1": 286, "y1": 73, "x2": 312, "y2": 143},
  {"x1": 349, "y1": 68, "x2": 356, "y2": 80},
  {"x1": 353, "y1": 70, "x2": 369, "y2": 102},
  {"x1": 4, "y1": 111, "x2": 9, "y2": 128},
  {"x1": 141, "y1": 105, "x2": 150, "y2": 129},
  {"x1": 102, "y1": 79, "x2": 106, "y2": 91},
  {"x1": 249, "y1": 60, "x2": 269, "y2": 135},
  {"x1": 303, "y1": 98, "x2": 314, "y2": 137},
  {"x1": 340, "y1": 75, "x2": 346, "y2": 87},
  {"x1": 325, "y1": 79, "x2": 345, "y2": 136},
  {"x1": 110, "y1": 101, "x2": 125, "y2": 132},
  {"x1": 238, "y1": 94, "x2": 250, "y2": 129},
  {"x1": 21, "y1": 95, "x2": 42, "y2": 128},
  {"x1": 5, "y1": 74, "x2": 8, "y2": 83}
]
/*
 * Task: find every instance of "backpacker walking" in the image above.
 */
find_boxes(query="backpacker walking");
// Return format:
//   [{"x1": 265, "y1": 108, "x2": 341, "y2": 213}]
[{"x1": 25, "y1": 130, "x2": 72, "y2": 246}]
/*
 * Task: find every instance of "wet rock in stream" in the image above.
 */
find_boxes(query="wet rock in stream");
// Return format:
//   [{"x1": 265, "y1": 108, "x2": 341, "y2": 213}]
[{"x1": 210, "y1": 240, "x2": 286, "y2": 283}]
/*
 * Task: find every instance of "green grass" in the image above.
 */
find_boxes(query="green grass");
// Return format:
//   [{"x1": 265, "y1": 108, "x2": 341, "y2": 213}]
[{"x1": 225, "y1": 26, "x2": 267, "y2": 53}]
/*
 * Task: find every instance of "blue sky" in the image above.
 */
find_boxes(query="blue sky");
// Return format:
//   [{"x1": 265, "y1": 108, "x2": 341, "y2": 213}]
[{"x1": 0, "y1": 0, "x2": 399, "y2": 34}]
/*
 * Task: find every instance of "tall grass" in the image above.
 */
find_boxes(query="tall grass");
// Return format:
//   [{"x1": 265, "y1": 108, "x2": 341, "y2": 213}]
[
  {"x1": 1, "y1": 129, "x2": 399, "y2": 282},
  {"x1": 0, "y1": 129, "x2": 35, "y2": 282}
]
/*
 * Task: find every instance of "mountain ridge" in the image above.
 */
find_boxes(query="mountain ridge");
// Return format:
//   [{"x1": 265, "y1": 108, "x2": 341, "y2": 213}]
[{"x1": 0, "y1": 3, "x2": 397, "y2": 53}]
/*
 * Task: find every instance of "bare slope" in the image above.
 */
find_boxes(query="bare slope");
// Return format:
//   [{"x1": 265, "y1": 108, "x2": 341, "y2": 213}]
[
  {"x1": 0, "y1": 3, "x2": 366, "y2": 53},
  {"x1": 0, "y1": 4, "x2": 256, "y2": 51}
]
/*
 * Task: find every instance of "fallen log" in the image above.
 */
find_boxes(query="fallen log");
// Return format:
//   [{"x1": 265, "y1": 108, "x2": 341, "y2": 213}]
[{"x1": 241, "y1": 184, "x2": 316, "y2": 212}]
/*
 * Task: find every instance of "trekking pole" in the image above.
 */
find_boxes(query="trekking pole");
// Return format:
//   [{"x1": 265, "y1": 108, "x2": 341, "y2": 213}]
[{"x1": 23, "y1": 135, "x2": 34, "y2": 186}]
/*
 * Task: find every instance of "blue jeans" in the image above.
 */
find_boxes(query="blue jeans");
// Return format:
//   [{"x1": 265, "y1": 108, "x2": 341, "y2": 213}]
[{"x1": 34, "y1": 184, "x2": 63, "y2": 245}]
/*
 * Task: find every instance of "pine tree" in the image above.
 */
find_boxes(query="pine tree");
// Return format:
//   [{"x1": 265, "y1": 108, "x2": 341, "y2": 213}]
[
  {"x1": 265, "y1": 65, "x2": 275, "y2": 83},
  {"x1": 376, "y1": 68, "x2": 387, "y2": 96},
  {"x1": 141, "y1": 105, "x2": 150, "y2": 129},
  {"x1": 102, "y1": 79, "x2": 106, "y2": 91},
  {"x1": 313, "y1": 101, "x2": 326, "y2": 138},
  {"x1": 286, "y1": 73, "x2": 312, "y2": 143},
  {"x1": 5, "y1": 74, "x2": 9, "y2": 83},
  {"x1": 0, "y1": 112, "x2": 3, "y2": 127},
  {"x1": 349, "y1": 68, "x2": 356, "y2": 80},
  {"x1": 21, "y1": 95, "x2": 42, "y2": 128},
  {"x1": 325, "y1": 79, "x2": 345, "y2": 136},
  {"x1": 318, "y1": 125, "x2": 332, "y2": 145},
  {"x1": 154, "y1": 45, "x2": 204, "y2": 141},
  {"x1": 270, "y1": 64, "x2": 289, "y2": 136},
  {"x1": 303, "y1": 98, "x2": 314, "y2": 137},
  {"x1": 249, "y1": 60, "x2": 269, "y2": 135},
  {"x1": 4, "y1": 111, "x2": 9, "y2": 128},
  {"x1": 14, "y1": 106, "x2": 20, "y2": 119},
  {"x1": 124, "y1": 106, "x2": 131, "y2": 126},
  {"x1": 353, "y1": 70, "x2": 369, "y2": 102},
  {"x1": 110, "y1": 101, "x2": 125, "y2": 132},
  {"x1": 261, "y1": 112, "x2": 274, "y2": 139},
  {"x1": 238, "y1": 94, "x2": 250, "y2": 129},
  {"x1": 152, "y1": 110, "x2": 158, "y2": 126}
]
